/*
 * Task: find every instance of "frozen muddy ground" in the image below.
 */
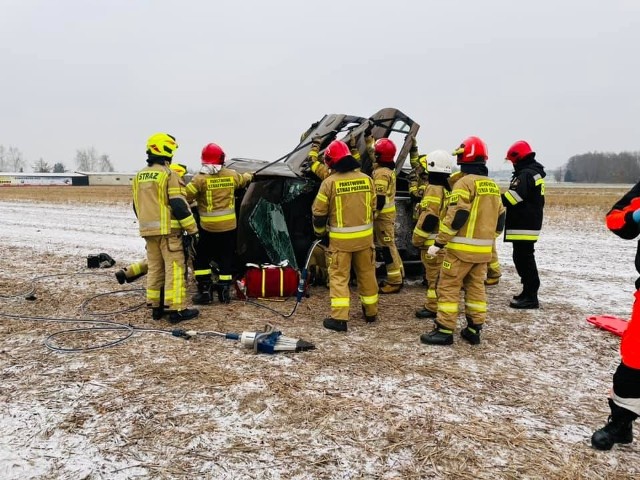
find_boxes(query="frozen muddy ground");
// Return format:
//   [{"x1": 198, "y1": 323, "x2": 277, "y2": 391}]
[{"x1": 1, "y1": 196, "x2": 639, "y2": 479}]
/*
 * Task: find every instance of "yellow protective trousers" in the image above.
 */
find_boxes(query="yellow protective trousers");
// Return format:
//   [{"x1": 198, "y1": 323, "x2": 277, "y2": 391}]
[
  {"x1": 144, "y1": 233, "x2": 188, "y2": 311},
  {"x1": 487, "y1": 241, "x2": 501, "y2": 280},
  {"x1": 374, "y1": 216, "x2": 403, "y2": 285},
  {"x1": 123, "y1": 259, "x2": 148, "y2": 280},
  {"x1": 420, "y1": 248, "x2": 445, "y2": 312},
  {"x1": 327, "y1": 247, "x2": 379, "y2": 321},
  {"x1": 435, "y1": 252, "x2": 488, "y2": 331}
]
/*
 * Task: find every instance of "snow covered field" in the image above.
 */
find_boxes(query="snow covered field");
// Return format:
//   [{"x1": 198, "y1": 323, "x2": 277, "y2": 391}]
[{"x1": 1, "y1": 187, "x2": 640, "y2": 479}]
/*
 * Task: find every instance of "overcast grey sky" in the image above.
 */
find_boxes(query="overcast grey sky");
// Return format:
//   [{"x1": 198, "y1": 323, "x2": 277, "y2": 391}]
[{"x1": 1, "y1": 0, "x2": 639, "y2": 172}]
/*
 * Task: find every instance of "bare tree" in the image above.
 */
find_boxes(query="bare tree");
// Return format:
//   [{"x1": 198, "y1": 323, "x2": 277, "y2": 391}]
[
  {"x1": 0, "y1": 145, "x2": 5, "y2": 171},
  {"x1": 75, "y1": 147, "x2": 113, "y2": 172},
  {"x1": 32, "y1": 158, "x2": 51, "y2": 173},
  {"x1": 99, "y1": 154, "x2": 114, "y2": 172},
  {"x1": 6, "y1": 146, "x2": 25, "y2": 171}
]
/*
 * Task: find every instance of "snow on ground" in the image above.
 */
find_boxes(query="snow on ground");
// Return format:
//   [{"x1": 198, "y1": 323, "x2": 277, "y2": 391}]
[{"x1": 1, "y1": 195, "x2": 640, "y2": 479}]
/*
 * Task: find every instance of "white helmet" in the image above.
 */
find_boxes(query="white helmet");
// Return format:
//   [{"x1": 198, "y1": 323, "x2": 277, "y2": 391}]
[{"x1": 425, "y1": 150, "x2": 453, "y2": 174}]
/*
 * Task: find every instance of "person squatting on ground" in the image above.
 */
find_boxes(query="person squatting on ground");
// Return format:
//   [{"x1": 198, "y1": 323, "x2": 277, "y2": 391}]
[
  {"x1": 186, "y1": 143, "x2": 253, "y2": 304},
  {"x1": 311, "y1": 140, "x2": 379, "y2": 332},
  {"x1": 502, "y1": 140, "x2": 546, "y2": 309},
  {"x1": 116, "y1": 163, "x2": 189, "y2": 285},
  {"x1": 132, "y1": 133, "x2": 200, "y2": 323},
  {"x1": 590, "y1": 184, "x2": 640, "y2": 450},
  {"x1": 371, "y1": 137, "x2": 405, "y2": 294},
  {"x1": 420, "y1": 136, "x2": 505, "y2": 346},
  {"x1": 412, "y1": 150, "x2": 454, "y2": 319}
]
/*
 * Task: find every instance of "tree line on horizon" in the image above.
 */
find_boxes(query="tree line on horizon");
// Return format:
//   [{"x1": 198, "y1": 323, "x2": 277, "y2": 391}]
[
  {"x1": 0, "y1": 145, "x2": 114, "y2": 173},
  {"x1": 551, "y1": 151, "x2": 640, "y2": 183}
]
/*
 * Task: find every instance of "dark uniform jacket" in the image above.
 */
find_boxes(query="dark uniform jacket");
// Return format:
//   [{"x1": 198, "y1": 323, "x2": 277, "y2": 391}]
[{"x1": 502, "y1": 158, "x2": 546, "y2": 242}]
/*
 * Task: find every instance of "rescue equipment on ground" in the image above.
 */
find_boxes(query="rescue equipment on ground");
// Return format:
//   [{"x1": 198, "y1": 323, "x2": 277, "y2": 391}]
[
  {"x1": 174, "y1": 323, "x2": 315, "y2": 354},
  {"x1": 587, "y1": 315, "x2": 629, "y2": 337},
  {"x1": 244, "y1": 262, "x2": 299, "y2": 298},
  {"x1": 87, "y1": 253, "x2": 116, "y2": 269},
  {"x1": 242, "y1": 239, "x2": 322, "y2": 318}
]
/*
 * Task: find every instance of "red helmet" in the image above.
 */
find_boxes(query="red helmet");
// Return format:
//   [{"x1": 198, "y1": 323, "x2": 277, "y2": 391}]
[
  {"x1": 453, "y1": 136, "x2": 488, "y2": 164},
  {"x1": 324, "y1": 140, "x2": 351, "y2": 168},
  {"x1": 201, "y1": 143, "x2": 225, "y2": 165},
  {"x1": 374, "y1": 138, "x2": 397, "y2": 163},
  {"x1": 506, "y1": 140, "x2": 534, "y2": 163}
]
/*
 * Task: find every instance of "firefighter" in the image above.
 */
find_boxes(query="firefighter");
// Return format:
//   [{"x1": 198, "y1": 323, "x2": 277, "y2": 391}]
[
  {"x1": 372, "y1": 138, "x2": 404, "y2": 293},
  {"x1": 186, "y1": 143, "x2": 253, "y2": 304},
  {"x1": 116, "y1": 163, "x2": 189, "y2": 285},
  {"x1": 502, "y1": 140, "x2": 546, "y2": 309},
  {"x1": 132, "y1": 133, "x2": 199, "y2": 323},
  {"x1": 412, "y1": 150, "x2": 453, "y2": 319},
  {"x1": 407, "y1": 136, "x2": 429, "y2": 217},
  {"x1": 420, "y1": 136, "x2": 505, "y2": 346},
  {"x1": 311, "y1": 140, "x2": 378, "y2": 332},
  {"x1": 591, "y1": 183, "x2": 640, "y2": 450}
]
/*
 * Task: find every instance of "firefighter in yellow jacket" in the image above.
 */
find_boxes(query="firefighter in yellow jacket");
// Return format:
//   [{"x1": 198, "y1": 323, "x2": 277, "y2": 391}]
[
  {"x1": 311, "y1": 140, "x2": 379, "y2": 332},
  {"x1": 132, "y1": 133, "x2": 200, "y2": 323},
  {"x1": 186, "y1": 143, "x2": 253, "y2": 304},
  {"x1": 116, "y1": 163, "x2": 189, "y2": 285},
  {"x1": 371, "y1": 138, "x2": 404, "y2": 293},
  {"x1": 412, "y1": 150, "x2": 454, "y2": 319},
  {"x1": 420, "y1": 136, "x2": 505, "y2": 346}
]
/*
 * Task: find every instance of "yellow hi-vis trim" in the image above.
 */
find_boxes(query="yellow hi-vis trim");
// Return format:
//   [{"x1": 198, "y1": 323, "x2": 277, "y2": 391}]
[
  {"x1": 438, "y1": 302, "x2": 459, "y2": 314},
  {"x1": 446, "y1": 243, "x2": 493, "y2": 254},
  {"x1": 329, "y1": 228, "x2": 373, "y2": 240},
  {"x1": 201, "y1": 213, "x2": 236, "y2": 223},
  {"x1": 504, "y1": 191, "x2": 519, "y2": 205},
  {"x1": 336, "y1": 196, "x2": 344, "y2": 228},
  {"x1": 316, "y1": 192, "x2": 328, "y2": 203},
  {"x1": 219, "y1": 274, "x2": 232, "y2": 281},
  {"x1": 147, "y1": 289, "x2": 161, "y2": 302},
  {"x1": 506, "y1": 233, "x2": 539, "y2": 241},
  {"x1": 360, "y1": 294, "x2": 378, "y2": 305},
  {"x1": 331, "y1": 297, "x2": 350, "y2": 307},
  {"x1": 465, "y1": 300, "x2": 487, "y2": 313},
  {"x1": 172, "y1": 260, "x2": 185, "y2": 307},
  {"x1": 194, "y1": 269, "x2": 212, "y2": 276},
  {"x1": 427, "y1": 288, "x2": 437, "y2": 299},
  {"x1": 131, "y1": 262, "x2": 145, "y2": 275}
]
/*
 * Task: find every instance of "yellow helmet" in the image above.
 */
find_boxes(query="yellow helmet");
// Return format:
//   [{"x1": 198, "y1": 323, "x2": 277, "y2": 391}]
[
  {"x1": 169, "y1": 163, "x2": 187, "y2": 178},
  {"x1": 418, "y1": 154, "x2": 428, "y2": 170},
  {"x1": 146, "y1": 133, "x2": 178, "y2": 158}
]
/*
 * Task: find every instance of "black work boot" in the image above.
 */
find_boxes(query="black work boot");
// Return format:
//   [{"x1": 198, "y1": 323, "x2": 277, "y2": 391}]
[
  {"x1": 151, "y1": 306, "x2": 164, "y2": 320},
  {"x1": 169, "y1": 308, "x2": 199, "y2": 324},
  {"x1": 509, "y1": 294, "x2": 539, "y2": 309},
  {"x1": 512, "y1": 291, "x2": 525, "y2": 301},
  {"x1": 115, "y1": 269, "x2": 127, "y2": 285},
  {"x1": 415, "y1": 308, "x2": 437, "y2": 319},
  {"x1": 217, "y1": 284, "x2": 231, "y2": 304},
  {"x1": 361, "y1": 305, "x2": 377, "y2": 323},
  {"x1": 461, "y1": 319, "x2": 483, "y2": 345},
  {"x1": 420, "y1": 324, "x2": 454, "y2": 345},
  {"x1": 323, "y1": 317, "x2": 348, "y2": 332},
  {"x1": 192, "y1": 277, "x2": 213, "y2": 305},
  {"x1": 115, "y1": 268, "x2": 145, "y2": 285},
  {"x1": 591, "y1": 399, "x2": 637, "y2": 450}
]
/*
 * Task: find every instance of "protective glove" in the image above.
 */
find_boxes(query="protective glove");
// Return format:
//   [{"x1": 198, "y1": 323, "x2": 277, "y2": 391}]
[
  {"x1": 300, "y1": 159, "x2": 312, "y2": 174},
  {"x1": 407, "y1": 134, "x2": 418, "y2": 154},
  {"x1": 632, "y1": 209, "x2": 640, "y2": 223},
  {"x1": 427, "y1": 245, "x2": 441, "y2": 257},
  {"x1": 311, "y1": 135, "x2": 323, "y2": 150},
  {"x1": 187, "y1": 232, "x2": 199, "y2": 258},
  {"x1": 364, "y1": 120, "x2": 374, "y2": 137}
]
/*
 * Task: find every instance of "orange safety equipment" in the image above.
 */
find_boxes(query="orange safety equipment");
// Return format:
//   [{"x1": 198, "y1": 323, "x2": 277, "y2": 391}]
[
  {"x1": 201, "y1": 143, "x2": 226, "y2": 165},
  {"x1": 506, "y1": 140, "x2": 534, "y2": 163},
  {"x1": 452, "y1": 136, "x2": 488, "y2": 164},
  {"x1": 324, "y1": 140, "x2": 351, "y2": 169},
  {"x1": 374, "y1": 138, "x2": 397, "y2": 163}
]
